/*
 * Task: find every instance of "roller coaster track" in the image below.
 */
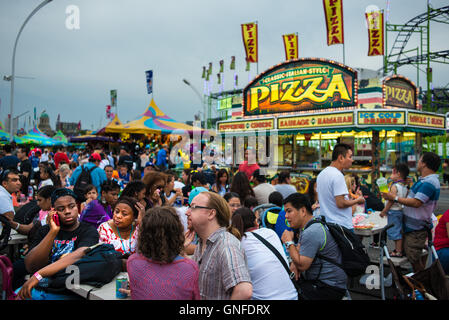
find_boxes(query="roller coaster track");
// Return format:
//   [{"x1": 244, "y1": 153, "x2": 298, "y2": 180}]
[{"x1": 384, "y1": 5, "x2": 449, "y2": 74}]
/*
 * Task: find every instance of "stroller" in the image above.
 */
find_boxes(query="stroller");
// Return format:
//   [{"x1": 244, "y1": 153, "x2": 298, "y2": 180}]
[
  {"x1": 379, "y1": 224, "x2": 449, "y2": 300},
  {"x1": 253, "y1": 204, "x2": 283, "y2": 230}
]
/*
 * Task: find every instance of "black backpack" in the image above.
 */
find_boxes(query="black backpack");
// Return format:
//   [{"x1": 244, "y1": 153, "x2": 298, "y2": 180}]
[
  {"x1": 305, "y1": 216, "x2": 370, "y2": 277},
  {"x1": 13, "y1": 200, "x2": 40, "y2": 225},
  {"x1": 73, "y1": 165, "x2": 96, "y2": 202},
  {"x1": 45, "y1": 243, "x2": 123, "y2": 293}
]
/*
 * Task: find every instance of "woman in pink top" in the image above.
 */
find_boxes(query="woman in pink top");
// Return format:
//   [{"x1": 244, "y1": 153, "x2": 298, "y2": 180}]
[
  {"x1": 434, "y1": 209, "x2": 449, "y2": 274},
  {"x1": 126, "y1": 206, "x2": 200, "y2": 300}
]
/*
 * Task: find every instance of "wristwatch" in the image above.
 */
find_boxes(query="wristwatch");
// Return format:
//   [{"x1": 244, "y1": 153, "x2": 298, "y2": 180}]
[
  {"x1": 394, "y1": 196, "x2": 399, "y2": 202},
  {"x1": 285, "y1": 241, "x2": 295, "y2": 249}
]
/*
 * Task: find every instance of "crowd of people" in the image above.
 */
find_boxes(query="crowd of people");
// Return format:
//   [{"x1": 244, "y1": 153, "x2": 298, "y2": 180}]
[{"x1": 0, "y1": 142, "x2": 448, "y2": 300}]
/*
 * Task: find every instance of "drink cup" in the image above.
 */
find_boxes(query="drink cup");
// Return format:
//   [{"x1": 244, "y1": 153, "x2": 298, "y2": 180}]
[
  {"x1": 376, "y1": 177, "x2": 389, "y2": 193},
  {"x1": 116, "y1": 275, "x2": 128, "y2": 299}
]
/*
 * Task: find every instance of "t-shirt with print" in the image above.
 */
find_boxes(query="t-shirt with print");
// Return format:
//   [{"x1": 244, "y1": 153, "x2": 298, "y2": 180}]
[
  {"x1": 299, "y1": 218, "x2": 347, "y2": 289},
  {"x1": 316, "y1": 166, "x2": 353, "y2": 229},
  {"x1": 29, "y1": 221, "x2": 99, "y2": 264},
  {"x1": 403, "y1": 174, "x2": 440, "y2": 233}
]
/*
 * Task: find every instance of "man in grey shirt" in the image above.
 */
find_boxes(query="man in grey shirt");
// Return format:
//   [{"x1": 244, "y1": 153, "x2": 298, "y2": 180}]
[
  {"x1": 281, "y1": 193, "x2": 347, "y2": 300},
  {"x1": 274, "y1": 171, "x2": 297, "y2": 199}
]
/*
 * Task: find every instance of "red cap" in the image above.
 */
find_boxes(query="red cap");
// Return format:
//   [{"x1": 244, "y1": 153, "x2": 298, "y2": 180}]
[{"x1": 90, "y1": 153, "x2": 101, "y2": 162}]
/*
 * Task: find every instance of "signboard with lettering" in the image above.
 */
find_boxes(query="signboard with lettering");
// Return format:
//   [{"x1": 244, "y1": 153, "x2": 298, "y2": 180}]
[
  {"x1": 358, "y1": 111, "x2": 405, "y2": 126},
  {"x1": 278, "y1": 112, "x2": 354, "y2": 130},
  {"x1": 243, "y1": 58, "x2": 357, "y2": 116},
  {"x1": 383, "y1": 75, "x2": 417, "y2": 109},
  {"x1": 408, "y1": 112, "x2": 445, "y2": 129},
  {"x1": 217, "y1": 118, "x2": 274, "y2": 132}
]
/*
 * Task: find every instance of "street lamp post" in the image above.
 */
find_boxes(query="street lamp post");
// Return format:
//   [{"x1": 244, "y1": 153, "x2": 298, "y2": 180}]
[
  {"x1": 182, "y1": 79, "x2": 206, "y2": 128},
  {"x1": 9, "y1": 0, "x2": 53, "y2": 142}
]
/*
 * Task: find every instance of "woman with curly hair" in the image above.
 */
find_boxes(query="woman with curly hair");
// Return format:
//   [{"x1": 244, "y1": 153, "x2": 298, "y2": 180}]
[
  {"x1": 126, "y1": 206, "x2": 200, "y2": 300},
  {"x1": 142, "y1": 171, "x2": 167, "y2": 208},
  {"x1": 230, "y1": 171, "x2": 255, "y2": 204}
]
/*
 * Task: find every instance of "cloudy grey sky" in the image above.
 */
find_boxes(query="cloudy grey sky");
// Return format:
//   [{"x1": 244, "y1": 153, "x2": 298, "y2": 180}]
[{"x1": 0, "y1": 0, "x2": 448, "y2": 133}]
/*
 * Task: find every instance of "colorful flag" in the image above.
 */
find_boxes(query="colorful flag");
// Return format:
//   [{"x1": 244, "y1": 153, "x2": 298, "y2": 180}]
[
  {"x1": 235, "y1": 75, "x2": 238, "y2": 87},
  {"x1": 366, "y1": 11, "x2": 384, "y2": 56},
  {"x1": 110, "y1": 89, "x2": 117, "y2": 107},
  {"x1": 245, "y1": 59, "x2": 250, "y2": 71},
  {"x1": 57, "y1": 113, "x2": 60, "y2": 123},
  {"x1": 241, "y1": 22, "x2": 258, "y2": 63},
  {"x1": 77, "y1": 121, "x2": 81, "y2": 130},
  {"x1": 145, "y1": 70, "x2": 153, "y2": 94},
  {"x1": 202, "y1": 66, "x2": 206, "y2": 79},
  {"x1": 282, "y1": 33, "x2": 298, "y2": 60},
  {"x1": 230, "y1": 56, "x2": 236, "y2": 70},
  {"x1": 219, "y1": 60, "x2": 224, "y2": 73},
  {"x1": 323, "y1": 0, "x2": 344, "y2": 46},
  {"x1": 217, "y1": 73, "x2": 221, "y2": 84}
]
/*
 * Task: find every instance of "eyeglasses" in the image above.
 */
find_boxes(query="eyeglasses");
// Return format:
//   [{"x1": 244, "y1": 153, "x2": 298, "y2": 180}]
[
  {"x1": 229, "y1": 203, "x2": 242, "y2": 208},
  {"x1": 188, "y1": 204, "x2": 212, "y2": 211}
]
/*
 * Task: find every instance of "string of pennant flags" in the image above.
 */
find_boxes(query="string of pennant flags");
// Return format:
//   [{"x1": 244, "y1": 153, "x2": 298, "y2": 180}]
[{"x1": 201, "y1": 0, "x2": 384, "y2": 88}]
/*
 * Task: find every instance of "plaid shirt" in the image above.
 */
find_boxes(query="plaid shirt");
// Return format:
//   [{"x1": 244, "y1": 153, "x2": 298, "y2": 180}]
[{"x1": 193, "y1": 227, "x2": 251, "y2": 300}]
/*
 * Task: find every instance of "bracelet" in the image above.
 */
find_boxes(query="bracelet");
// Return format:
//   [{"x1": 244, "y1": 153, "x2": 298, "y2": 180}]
[
  {"x1": 285, "y1": 241, "x2": 295, "y2": 249},
  {"x1": 33, "y1": 272, "x2": 43, "y2": 281},
  {"x1": 15, "y1": 223, "x2": 21, "y2": 231}
]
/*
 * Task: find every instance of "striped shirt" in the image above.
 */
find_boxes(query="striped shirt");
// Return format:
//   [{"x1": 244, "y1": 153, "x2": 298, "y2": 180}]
[
  {"x1": 403, "y1": 174, "x2": 440, "y2": 233},
  {"x1": 193, "y1": 227, "x2": 251, "y2": 300}
]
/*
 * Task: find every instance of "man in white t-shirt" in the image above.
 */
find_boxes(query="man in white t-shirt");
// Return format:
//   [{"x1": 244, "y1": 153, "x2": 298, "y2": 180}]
[
  {"x1": 0, "y1": 169, "x2": 22, "y2": 223},
  {"x1": 252, "y1": 169, "x2": 276, "y2": 205},
  {"x1": 316, "y1": 143, "x2": 365, "y2": 230}
]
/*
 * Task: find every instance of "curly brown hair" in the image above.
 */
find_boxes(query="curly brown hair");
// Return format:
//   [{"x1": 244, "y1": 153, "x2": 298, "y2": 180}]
[
  {"x1": 142, "y1": 171, "x2": 167, "y2": 198},
  {"x1": 137, "y1": 206, "x2": 184, "y2": 263}
]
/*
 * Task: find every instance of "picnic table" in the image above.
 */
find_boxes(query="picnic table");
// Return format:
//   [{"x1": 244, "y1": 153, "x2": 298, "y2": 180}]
[{"x1": 68, "y1": 272, "x2": 130, "y2": 300}]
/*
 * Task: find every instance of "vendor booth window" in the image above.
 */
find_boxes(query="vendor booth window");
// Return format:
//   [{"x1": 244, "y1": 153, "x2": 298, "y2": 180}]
[
  {"x1": 278, "y1": 135, "x2": 293, "y2": 167},
  {"x1": 294, "y1": 135, "x2": 319, "y2": 168}
]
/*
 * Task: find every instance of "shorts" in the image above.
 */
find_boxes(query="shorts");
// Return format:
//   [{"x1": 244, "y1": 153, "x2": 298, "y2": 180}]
[
  {"x1": 387, "y1": 210, "x2": 403, "y2": 241},
  {"x1": 403, "y1": 230, "x2": 428, "y2": 264}
]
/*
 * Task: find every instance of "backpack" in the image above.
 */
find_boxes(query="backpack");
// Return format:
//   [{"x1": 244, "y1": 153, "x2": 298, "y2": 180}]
[
  {"x1": 45, "y1": 243, "x2": 123, "y2": 293},
  {"x1": 305, "y1": 216, "x2": 370, "y2": 277},
  {"x1": 0, "y1": 255, "x2": 16, "y2": 300},
  {"x1": 73, "y1": 165, "x2": 96, "y2": 202},
  {"x1": 13, "y1": 200, "x2": 40, "y2": 225}
]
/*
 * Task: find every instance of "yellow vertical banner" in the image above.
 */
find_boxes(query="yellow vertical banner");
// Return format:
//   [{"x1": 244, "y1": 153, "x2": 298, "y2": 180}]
[
  {"x1": 366, "y1": 11, "x2": 384, "y2": 56},
  {"x1": 323, "y1": 0, "x2": 344, "y2": 46},
  {"x1": 282, "y1": 33, "x2": 298, "y2": 60},
  {"x1": 241, "y1": 22, "x2": 258, "y2": 63}
]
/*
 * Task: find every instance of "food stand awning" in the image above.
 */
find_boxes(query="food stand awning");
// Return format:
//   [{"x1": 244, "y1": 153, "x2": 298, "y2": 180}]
[{"x1": 105, "y1": 99, "x2": 202, "y2": 135}]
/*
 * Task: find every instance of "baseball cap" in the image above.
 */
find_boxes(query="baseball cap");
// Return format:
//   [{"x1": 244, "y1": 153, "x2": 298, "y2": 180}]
[
  {"x1": 90, "y1": 153, "x2": 101, "y2": 162},
  {"x1": 188, "y1": 187, "x2": 208, "y2": 205},
  {"x1": 145, "y1": 161, "x2": 154, "y2": 168}
]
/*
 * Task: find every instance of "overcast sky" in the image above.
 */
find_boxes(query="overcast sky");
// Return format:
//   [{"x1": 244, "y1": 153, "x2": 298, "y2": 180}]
[{"x1": 0, "y1": 0, "x2": 448, "y2": 133}]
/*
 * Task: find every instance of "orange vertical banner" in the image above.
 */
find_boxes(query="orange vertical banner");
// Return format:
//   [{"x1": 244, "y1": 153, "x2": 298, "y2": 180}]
[
  {"x1": 323, "y1": 0, "x2": 344, "y2": 46},
  {"x1": 241, "y1": 22, "x2": 258, "y2": 63},
  {"x1": 366, "y1": 11, "x2": 384, "y2": 56},
  {"x1": 282, "y1": 33, "x2": 298, "y2": 60}
]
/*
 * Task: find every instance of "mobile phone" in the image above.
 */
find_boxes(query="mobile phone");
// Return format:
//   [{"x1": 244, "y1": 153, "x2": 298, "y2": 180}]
[{"x1": 52, "y1": 213, "x2": 60, "y2": 226}]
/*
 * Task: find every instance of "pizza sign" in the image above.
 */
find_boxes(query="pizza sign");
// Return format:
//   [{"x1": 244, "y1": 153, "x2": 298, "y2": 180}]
[{"x1": 243, "y1": 58, "x2": 357, "y2": 116}]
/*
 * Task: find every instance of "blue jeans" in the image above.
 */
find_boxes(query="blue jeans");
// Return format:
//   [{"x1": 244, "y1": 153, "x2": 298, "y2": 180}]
[
  {"x1": 437, "y1": 247, "x2": 449, "y2": 275},
  {"x1": 15, "y1": 287, "x2": 83, "y2": 300}
]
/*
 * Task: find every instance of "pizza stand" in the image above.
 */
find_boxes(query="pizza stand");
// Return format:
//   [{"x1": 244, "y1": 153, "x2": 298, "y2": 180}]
[{"x1": 216, "y1": 58, "x2": 446, "y2": 193}]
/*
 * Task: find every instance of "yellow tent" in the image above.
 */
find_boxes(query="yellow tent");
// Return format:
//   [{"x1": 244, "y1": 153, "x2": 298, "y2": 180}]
[{"x1": 106, "y1": 99, "x2": 200, "y2": 135}]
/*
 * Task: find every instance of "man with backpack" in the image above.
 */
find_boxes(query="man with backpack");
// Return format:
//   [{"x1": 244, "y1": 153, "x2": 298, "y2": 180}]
[
  {"x1": 281, "y1": 193, "x2": 348, "y2": 300},
  {"x1": 69, "y1": 153, "x2": 107, "y2": 202}
]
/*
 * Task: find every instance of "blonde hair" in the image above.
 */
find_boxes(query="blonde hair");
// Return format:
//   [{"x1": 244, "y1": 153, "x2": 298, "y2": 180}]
[{"x1": 202, "y1": 191, "x2": 241, "y2": 240}]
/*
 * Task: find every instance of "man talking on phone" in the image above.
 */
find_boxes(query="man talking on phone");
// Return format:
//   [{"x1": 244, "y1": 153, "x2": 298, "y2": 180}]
[{"x1": 17, "y1": 188, "x2": 99, "y2": 300}]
